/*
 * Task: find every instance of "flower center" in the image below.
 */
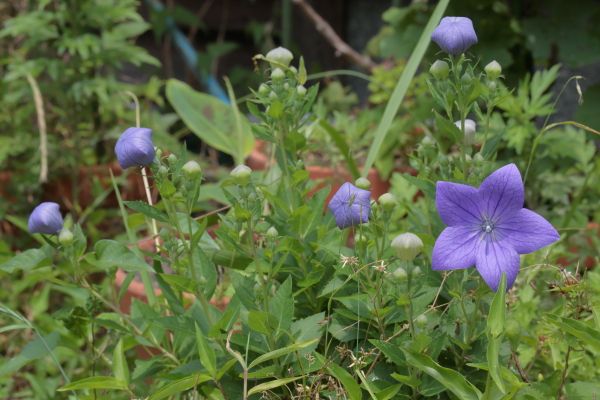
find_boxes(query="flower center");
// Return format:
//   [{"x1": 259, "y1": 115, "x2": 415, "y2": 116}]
[{"x1": 481, "y1": 218, "x2": 495, "y2": 234}]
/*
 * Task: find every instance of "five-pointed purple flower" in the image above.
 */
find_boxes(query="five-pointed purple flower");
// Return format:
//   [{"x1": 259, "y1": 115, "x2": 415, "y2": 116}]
[
  {"x1": 115, "y1": 127, "x2": 155, "y2": 169},
  {"x1": 431, "y1": 17, "x2": 478, "y2": 55},
  {"x1": 28, "y1": 202, "x2": 64, "y2": 234},
  {"x1": 432, "y1": 164, "x2": 559, "y2": 291},
  {"x1": 328, "y1": 182, "x2": 371, "y2": 229}
]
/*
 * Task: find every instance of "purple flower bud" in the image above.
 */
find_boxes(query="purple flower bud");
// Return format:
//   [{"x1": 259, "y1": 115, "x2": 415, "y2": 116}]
[
  {"x1": 431, "y1": 17, "x2": 478, "y2": 55},
  {"x1": 328, "y1": 182, "x2": 371, "y2": 229},
  {"x1": 115, "y1": 127, "x2": 155, "y2": 169},
  {"x1": 28, "y1": 202, "x2": 64, "y2": 234}
]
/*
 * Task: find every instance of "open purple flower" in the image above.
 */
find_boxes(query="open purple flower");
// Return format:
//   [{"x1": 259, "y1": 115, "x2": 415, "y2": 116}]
[
  {"x1": 28, "y1": 202, "x2": 64, "y2": 234},
  {"x1": 115, "y1": 127, "x2": 155, "y2": 169},
  {"x1": 432, "y1": 164, "x2": 559, "y2": 291},
  {"x1": 431, "y1": 17, "x2": 477, "y2": 55},
  {"x1": 328, "y1": 182, "x2": 371, "y2": 229}
]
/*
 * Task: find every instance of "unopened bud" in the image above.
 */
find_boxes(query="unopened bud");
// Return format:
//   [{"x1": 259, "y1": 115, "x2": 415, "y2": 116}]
[
  {"x1": 392, "y1": 267, "x2": 408, "y2": 282},
  {"x1": 412, "y1": 266, "x2": 423, "y2": 277},
  {"x1": 266, "y1": 226, "x2": 278, "y2": 238},
  {"x1": 484, "y1": 60, "x2": 502, "y2": 80},
  {"x1": 182, "y1": 160, "x2": 202, "y2": 178},
  {"x1": 296, "y1": 85, "x2": 307, "y2": 97},
  {"x1": 378, "y1": 193, "x2": 396, "y2": 211},
  {"x1": 391, "y1": 233, "x2": 424, "y2": 261},
  {"x1": 429, "y1": 60, "x2": 449, "y2": 79},
  {"x1": 271, "y1": 68, "x2": 285, "y2": 82},
  {"x1": 58, "y1": 228, "x2": 74, "y2": 245},
  {"x1": 231, "y1": 164, "x2": 252, "y2": 184},
  {"x1": 354, "y1": 232, "x2": 368, "y2": 245},
  {"x1": 167, "y1": 153, "x2": 178, "y2": 165},
  {"x1": 265, "y1": 47, "x2": 293, "y2": 67},
  {"x1": 415, "y1": 314, "x2": 428, "y2": 328},
  {"x1": 454, "y1": 119, "x2": 476, "y2": 145},
  {"x1": 258, "y1": 83, "x2": 270, "y2": 95},
  {"x1": 355, "y1": 177, "x2": 371, "y2": 190}
]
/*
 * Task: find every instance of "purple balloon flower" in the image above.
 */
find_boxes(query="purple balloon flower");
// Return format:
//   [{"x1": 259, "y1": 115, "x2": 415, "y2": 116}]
[
  {"x1": 28, "y1": 202, "x2": 64, "y2": 234},
  {"x1": 115, "y1": 127, "x2": 155, "y2": 169},
  {"x1": 328, "y1": 182, "x2": 371, "y2": 229},
  {"x1": 431, "y1": 17, "x2": 478, "y2": 55},
  {"x1": 432, "y1": 164, "x2": 559, "y2": 291}
]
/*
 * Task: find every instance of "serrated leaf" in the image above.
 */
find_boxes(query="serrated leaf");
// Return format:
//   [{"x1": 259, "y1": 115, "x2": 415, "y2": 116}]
[
  {"x1": 123, "y1": 201, "x2": 169, "y2": 223},
  {"x1": 401, "y1": 349, "x2": 482, "y2": 400},
  {"x1": 248, "y1": 338, "x2": 318, "y2": 370},
  {"x1": 195, "y1": 324, "x2": 217, "y2": 379},
  {"x1": 113, "y1": 339, "x2": 130, "y2": 384},
  {"x1": 148, "y1": 374, "x2": 212, "y2": 400},
  {"x1": 0, "y1": 247, "x2": 52, "y2": 273},
  {"x1": 58, "y1": 377, "x2": 128, "y2": 392},
  {"x1": 247, "y1": 376, "x2": 303, "y2": 396}
]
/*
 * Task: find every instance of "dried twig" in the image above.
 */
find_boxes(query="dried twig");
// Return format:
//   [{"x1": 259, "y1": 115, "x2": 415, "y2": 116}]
[{"x1": 292, "y1": 0, "x2": 376, "y2": 70}]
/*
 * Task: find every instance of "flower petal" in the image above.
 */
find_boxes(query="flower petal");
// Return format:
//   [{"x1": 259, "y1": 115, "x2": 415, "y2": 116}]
[
  {"x1": 498, "y1": 208, "x2": 560, "y2": 254},
  {"x1": 432, "y1": 226, "x2": 479, "y2": 271},
  {"x1": 478, "y1": 164, "x2": 524, "y2": 222},
  {"x1": 328, "y1": 182, "x2": 371, "y2": 229},
  {"x1": 436, "y1": 181, "x2": 481, "y2": 226},
  {"x1": 475, "y1": 239, "x2": 520, "y2": 291}
]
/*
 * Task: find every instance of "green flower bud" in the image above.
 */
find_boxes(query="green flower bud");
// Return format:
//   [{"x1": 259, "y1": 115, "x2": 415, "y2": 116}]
[
  {"x1": 391, "y1": 233, "x2": 424, "y2": 261},
  {"x1": 412, "y1": 266, "x2": 423, "y2": 277},
  {"x1": 454, "y1": 119, "x2": 476, "y2": 145},
  {"x1": 473, "y1": 153, "x2": 484, "y2": 162},
  {"x1": 269, "y1": 91, "x2": 278, "y2": 100},
  {"x1": 265, "y1": 47, "x2": 293, "y2": 67},
  {"x1": 461, "y1": 72, "x2": 472, "y2": 85},
  {"x1": 378, "y1": 193, "x2": 396, "y2": 211},
  {"x1": 484, "y1": 60, "x2": 502, "y2": 80},
  {"x1": 487, "y1": 80, "x2": 497, "y2": 91},
  {"x1": 231, "y1": 164, "x2": 252, "y2": 184},
  {"x1": 155, "y1": 148, "x2": 163, "y2": 159},
  {"x1": 271, "y1": 68, "x2": 285, "y2": 82},
  {"x1": 429, "y1": 60, "x2": 449, "y2": 79},
  {"x1": 289, "y1": 66, "x2": 298, "y2": 75},
  {"x1": 355, "y1": 177, "x2": 371, "y2": 190},
  {"x1": 258, "y1": 83, "x2": 270, "y2": 95},
  {"x1": 266, "y1": 226, "x2": 279, "y2": 238},
  {"x1": 182, "y1": 160, "x2": 202, "y2": 178},
  {"x1": 59, "y1": 228, "x2": 74, "y2": 245},
  {"x1": 354, "y1": 232, "x2": 368, "y2": 245},
  {"x1": 415, "y1": 314, "x2": 428, "y2": 328},
  {"x1": 158, "y1": 165, "x2": 169, "y2": 177},
  {"x1": 167, "y1": 153, "x2": 178, "y2": 165},
  {"x1": 296, "y1": 85, "x2": 307, "y2": 97},
  {"x1": 392, "y1": 267, "x2": 408, "y2": 282}
]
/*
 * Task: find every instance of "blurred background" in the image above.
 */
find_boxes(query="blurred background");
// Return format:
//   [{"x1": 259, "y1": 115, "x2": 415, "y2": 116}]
[{"x1": 1, "y1": 0, "x2": 600, "y2": 244}]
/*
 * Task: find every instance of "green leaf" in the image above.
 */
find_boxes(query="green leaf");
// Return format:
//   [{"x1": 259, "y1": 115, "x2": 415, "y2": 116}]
[
  {"x1": 123, "y1": 201, "x2": 169, "y2": 223},
  {"x1": 401, "y1": 349, "x2": 482, "y2": 400},
  {"x1": 195, "y1": 323, "x2": 217, "y2": 378},
  {"x1": 112, "y1": 339, "x2": 130, "y2": 384},
  {"x1": 361, "y1": 0, "x2": 449, "y2": 175},
  {"x1": 327, "y1": 362, "x2": 362, "y2": 400},
  {"x1": 0, "y1": 247, "x2": 52, "y2": 273},
  {"x1": 486, "y1": 336, "x2": 505, "y2": 394},
  {"x1": 88, "y1": 240, "x2": 153, "y2": 272},
  {"x1": 166, "y1": 79, "x2": 254, "y2": 164},
  {"x1": 148, "y1": 374, "x2": 212, "y2": 400},
  {"x1": 269, "y1": 276, "x2": 294, "y2": 334},
  {"x1": 318, "y1": 119, "x2": 360, "y2": 179},
  {"x1": 488, "y1": 274, "x2": 507, "y2": 338},
  {"x1": 247, "y1": 376, "x2": 303, "y2": 396},
  {"x1": 546, "y1": 314, "x2": 600, "y2": 351},
  {"x1": 58, "y1": 377, "x2": 128, "y2": 392},
  {"x1": 247, "y1": 310, "x2": 271, "y2": 335},
  {"x1": 248, "y1": 338, "x2": 318, "y2": 370}
]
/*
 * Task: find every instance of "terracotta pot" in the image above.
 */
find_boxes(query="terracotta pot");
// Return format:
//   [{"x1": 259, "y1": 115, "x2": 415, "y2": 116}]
[
  {"x1": 42, "y1": 162, "x2": 148, "y2": 210},
  {"x1": 114, "y1": 238, "x2": 229, "y2": 314}
]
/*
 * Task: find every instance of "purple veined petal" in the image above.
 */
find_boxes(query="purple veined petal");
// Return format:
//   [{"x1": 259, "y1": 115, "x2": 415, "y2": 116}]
[
  {"x1": 28, "y1": 202, "x2": 64, "y2": 234},
  {"x1": 328, "y1": 182, "x2": 371, "y2": 229},
  {"x1": 478, "y1": 164, "x2": 524, "y2": 222},
  {"x1": 115, "y1": 127, "x2": 155, "y2": 169},
  {"x1": 436, "y1": 181, "x2": 481, "y2": 226},
  {"x1": 497, "y1": 208, "x2": 560, "y2": 254},
  {"x1": 431, "y1": 17, "x2": 478, "y2": 55},
  {"x1": 475, "y1": 238, "x2": 520, "y2": 291},
  {"x1": 432, "y1": 225, "x2": 480, "y2": 271}
]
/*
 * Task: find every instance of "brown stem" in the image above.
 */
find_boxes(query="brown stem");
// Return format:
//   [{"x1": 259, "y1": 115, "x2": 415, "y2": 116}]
[
  {"x1": 556, "y1": 346, "x2": 571, "y2": 400},
  {"x1": 292, "y1": 0, "x2": 376, "y2": 70}
]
